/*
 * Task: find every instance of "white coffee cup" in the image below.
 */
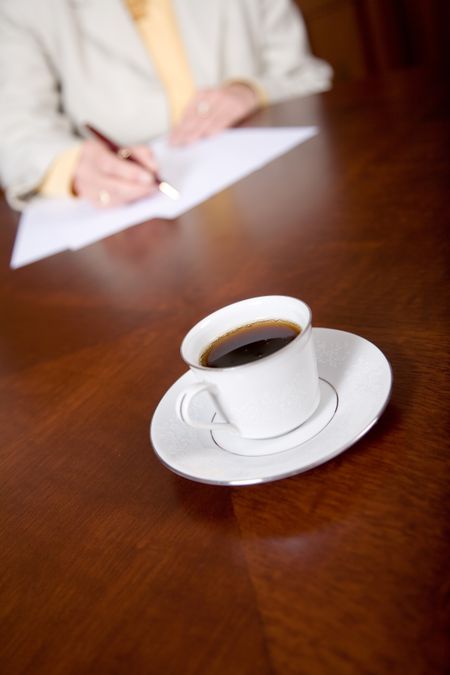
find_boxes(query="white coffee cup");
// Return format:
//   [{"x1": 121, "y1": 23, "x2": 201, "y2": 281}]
[{"x1": 176, "y1": 296, "x2": 320, "y2": 440}]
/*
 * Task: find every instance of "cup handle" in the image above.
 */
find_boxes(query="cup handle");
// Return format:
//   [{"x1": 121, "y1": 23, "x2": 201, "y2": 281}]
[{"x1": 176, "y1": 382, "x2": 239, "y2": 433}]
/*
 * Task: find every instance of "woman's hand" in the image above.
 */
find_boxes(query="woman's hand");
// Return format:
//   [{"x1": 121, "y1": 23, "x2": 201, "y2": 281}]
[
  {"x1": 73, "y1": 139, "x2": 159, "y2": 208},
  {"x1": 170, "y1": 82, "x2": 260, "y2": 146}
]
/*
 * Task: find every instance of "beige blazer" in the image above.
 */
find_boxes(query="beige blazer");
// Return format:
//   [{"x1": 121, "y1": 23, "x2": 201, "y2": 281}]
[{"x1": 0, "y1": 0, "x2": 332, "y2": 208}]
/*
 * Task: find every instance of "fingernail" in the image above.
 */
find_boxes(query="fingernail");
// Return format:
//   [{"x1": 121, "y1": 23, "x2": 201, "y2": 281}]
[{"x1": 139, "y1": 171, "x2": 153, "y2": 184}]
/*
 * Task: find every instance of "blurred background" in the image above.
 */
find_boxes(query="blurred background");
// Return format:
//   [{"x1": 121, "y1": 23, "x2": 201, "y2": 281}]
[{"x1": 297, "y1": 0, "x2": 449, "y2": 82}]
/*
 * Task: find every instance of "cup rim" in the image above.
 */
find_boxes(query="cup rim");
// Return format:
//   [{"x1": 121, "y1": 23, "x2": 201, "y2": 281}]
[{"x1": 180, "y1": 295, "x2": 313, "y2": 373}]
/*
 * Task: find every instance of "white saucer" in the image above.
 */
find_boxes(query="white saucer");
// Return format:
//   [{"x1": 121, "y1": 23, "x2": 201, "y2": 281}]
[
  {"x1": 211, "y1": 378, "x2": 338, "y2": 455},
  {"x1": 150, "y1": 328, "x2": 392, "y2": 486}
]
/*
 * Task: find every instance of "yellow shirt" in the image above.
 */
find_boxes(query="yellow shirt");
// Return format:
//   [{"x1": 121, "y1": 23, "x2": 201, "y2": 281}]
[{"x1": 40, "y1": 0, "x2": 196, "y2": 197}]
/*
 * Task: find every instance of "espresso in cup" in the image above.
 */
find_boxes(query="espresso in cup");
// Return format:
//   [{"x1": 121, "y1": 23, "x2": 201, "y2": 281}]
[{"x1": 200, "y1": 319, "x2": 301, "y2": 368}]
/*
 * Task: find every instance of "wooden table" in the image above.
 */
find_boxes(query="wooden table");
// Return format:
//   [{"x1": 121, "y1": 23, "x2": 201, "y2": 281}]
[{"x1": 1, "y1": 68, "x2": 449, "y2": 675}]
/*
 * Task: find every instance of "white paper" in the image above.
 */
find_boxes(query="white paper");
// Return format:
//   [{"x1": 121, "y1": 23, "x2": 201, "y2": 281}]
[{"x1": 11, "y1": 127, "x2": 317, "y2": 268}]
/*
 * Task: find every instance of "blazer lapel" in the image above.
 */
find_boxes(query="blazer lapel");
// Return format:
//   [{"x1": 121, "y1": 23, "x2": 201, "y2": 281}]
[
  {"x1": 172, "y1": 0, "x2": 223, "y2": 86},
  {"x1": 68, "y1": 0, "x2": 155, "y2": 79}
]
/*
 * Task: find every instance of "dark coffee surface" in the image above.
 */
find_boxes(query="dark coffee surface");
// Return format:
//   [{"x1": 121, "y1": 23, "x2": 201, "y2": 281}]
[{"x1": 200, "y1": 319, "x2": 301, "y2": 368}]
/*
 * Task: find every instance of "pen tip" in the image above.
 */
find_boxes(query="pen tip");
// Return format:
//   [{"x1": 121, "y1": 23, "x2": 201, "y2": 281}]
[{"x1": 159, "y1": 181, "x2": 180, "y2": 201}]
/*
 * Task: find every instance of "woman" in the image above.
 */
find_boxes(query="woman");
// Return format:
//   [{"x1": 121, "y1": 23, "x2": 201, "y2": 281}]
[{"x1": 0, "y1": 0, "x2": 332, "y2": 209}]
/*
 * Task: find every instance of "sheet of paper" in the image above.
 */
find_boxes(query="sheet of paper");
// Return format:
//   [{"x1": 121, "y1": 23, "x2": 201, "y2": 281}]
[
  {"x1": 10, "y1": 198, "x2": 83, "y2": 269},
  {"x1": 11, "y1": 126, "x2": 318, "y2": 268}
]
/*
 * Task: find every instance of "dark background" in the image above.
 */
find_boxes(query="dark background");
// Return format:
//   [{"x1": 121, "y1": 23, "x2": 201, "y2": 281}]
[{"x1": 297, "y1": 0, "x2": 450, "y2": 82}]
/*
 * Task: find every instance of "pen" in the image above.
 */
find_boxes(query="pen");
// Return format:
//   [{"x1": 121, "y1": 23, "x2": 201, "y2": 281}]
[{"x1": 85, "y1": 124, "x2": 180, "y2": 201}]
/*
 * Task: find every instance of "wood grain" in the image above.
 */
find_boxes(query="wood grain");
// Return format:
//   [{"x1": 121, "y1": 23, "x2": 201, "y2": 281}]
[{"x1": 0, "y1": 68, "x2": 449, "y2": 674}]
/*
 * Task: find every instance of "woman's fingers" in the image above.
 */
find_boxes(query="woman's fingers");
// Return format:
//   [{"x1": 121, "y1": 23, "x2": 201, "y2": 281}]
[
  {"x1": 87, "y1": 173, "x2": 159, "y2": 208},
  {"x1": 170, "y1": 83, "x2": 259, "y2": 146},
  {"x1": 73, "y1": 139, "x2": 159, "y2": 207},
  {"x1": 126, "y1": 145, "x2": 159, "y2": 175}
]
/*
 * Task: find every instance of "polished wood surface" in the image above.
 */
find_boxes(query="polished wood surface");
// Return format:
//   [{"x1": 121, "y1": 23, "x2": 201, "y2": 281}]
[{"x1": 1, "y1": 69, "x2": 449, "y2": 674}]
